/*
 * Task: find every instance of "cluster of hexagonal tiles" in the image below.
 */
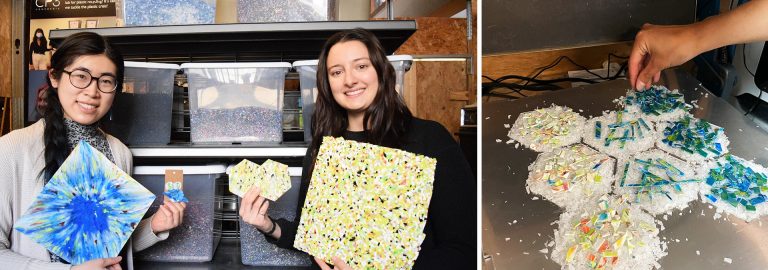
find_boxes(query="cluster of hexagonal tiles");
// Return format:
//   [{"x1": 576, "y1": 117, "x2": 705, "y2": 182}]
[{"x1": 507, "y1": 85, "x2": 768, "y2": 269}]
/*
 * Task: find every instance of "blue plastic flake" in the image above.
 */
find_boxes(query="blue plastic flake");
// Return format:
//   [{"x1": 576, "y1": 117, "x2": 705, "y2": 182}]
[
  {"x1": 595, "y1": 121, "x2": 602, "y2": 139},
  {"x1": 625, "y1": 85, "x2": 689, "y2": 115},
  {"x1": 662, "y1": 116, "x2": 724, "y2": 158},
  {"x1": 621, "y1": 157, "x2": 701, "y2": 202},
  {"x1": 601, "y1": 111, "x2": 651, "y2": 148},
  {"x1": 164, "y1": 189, "x2": 189, "y2": 203}
]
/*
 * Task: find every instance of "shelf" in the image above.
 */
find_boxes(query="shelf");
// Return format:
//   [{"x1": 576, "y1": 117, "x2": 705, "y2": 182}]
[
  {"x1": 130, "y1": 145, "x2": 308, "y2": 158},
  {"x1": 133, "y1": 238, "x2": 312, "y2": 270},
  {"x1": 49, "y1": 21, "x2": 417, "y2": 63}
]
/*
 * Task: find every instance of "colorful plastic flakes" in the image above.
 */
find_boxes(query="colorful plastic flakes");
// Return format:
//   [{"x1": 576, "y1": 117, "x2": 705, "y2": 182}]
[
  {"x1": 294, "y1": 137, "x2": 436, "y2": 270},
  {"x1": 14, "y1": 141, "x2": 155, "y2": 264},
  {"x1": 625, "y1": 85, "x2": 688, "y2": 115},
  {"x1": 564, "y1": 199, "x2": 654, "y2": 269},
  {"x1": 662, "y1": 116, "x2": 724, "y2": 158},
  {"x1": 510, "y1": 105, "x2": 584, "y2": 151},
  {"x1": 620, "y1": 157, "x2": 700, "y2": 202},
  {"x1": 599, "y1": 111, "x2": 652, "y2": 148},
  {"x1": 228, "y1": 159, "x2": 291, "y2": 201},
  {"x1": 533, "y1": 146, "x2": 608, "y2": 192},
  {"x1": 705, "y1": 155, "x2": 768, "y2": 211},
  {"x1": 163, "y1": 189, "x2": 189, "y2": 203}
]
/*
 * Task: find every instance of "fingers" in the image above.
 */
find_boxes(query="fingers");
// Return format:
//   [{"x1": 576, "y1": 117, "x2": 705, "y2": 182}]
[
  {"x1": 166, "y1": 201, "x2": 184, "y2": 225},
  {"x1": 627, "y1": 35, "x2": 648, "y2": 90},
  {"x1": 258, "y1": 200, "x2": 270, "y2": 216},
  {"x1": 253, "y1": 195, "x2": 266, "y2": 216},
  {"x1": 653, "y1": 71, "x2": 661, "y2": 83},
  {"x1": 331, "y1": 257, "x2": 350, "y2": 269},
  {"x1": 107, "y1": 264, "x2": 122, "y2": 270},
  {"x1": 239, "y1": 186, "x2": 261, "y2": 218},
  {"x1": 636, "y1": 56, "x2": 660, "y2": 91},
  {"x1": 158, "y1": 204, "x2": 172, "y2": 224},
  {"x1": 100, "y1": 256, "x2": 122, "y2": 267},
  {"x1": 315, "y1": 257, "x2": 333, "y2": 270}
]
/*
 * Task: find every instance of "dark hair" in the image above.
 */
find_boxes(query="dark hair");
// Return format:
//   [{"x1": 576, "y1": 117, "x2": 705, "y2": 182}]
[
  {"x1": 32, "y1": 28, "x2": 48, "y2": 50},
  {"x1": 308, "y1": 28, "x2": 413, "y2": 169},
  {"x1": 40, "y1": 32, "x2": 124, "y2": 181}
]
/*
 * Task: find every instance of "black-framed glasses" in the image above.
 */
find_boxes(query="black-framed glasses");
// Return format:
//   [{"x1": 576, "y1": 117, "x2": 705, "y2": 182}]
[{"x1": 61, "y1": 69, "x2": 118, "y2": 93}]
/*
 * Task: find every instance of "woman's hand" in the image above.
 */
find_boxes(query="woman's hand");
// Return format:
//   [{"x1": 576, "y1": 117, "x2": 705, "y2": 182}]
[
  {"x1": 238, "y1": 186, "x2": 273, "y2": 232},
  {"x1": 150, "y1": 197, "x2": 186, "y2": 234},
  {"x1": 71, "y1": 256, "x2": 122, "y2": 270},
  {"x1": 315, "y1": 256, "x2": 353, "y2": 270},
  {"x1": 629, "y1": 23, "x2": 701, "y2": 91}
]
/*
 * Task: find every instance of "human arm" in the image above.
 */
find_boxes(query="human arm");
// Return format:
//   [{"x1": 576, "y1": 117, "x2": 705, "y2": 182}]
[
  {"x1": 410, "y1": 124, "x2": 476, "y2": 269},
  {"x1": 629, "y1": 0, "x2": 768, "y2": 90}
]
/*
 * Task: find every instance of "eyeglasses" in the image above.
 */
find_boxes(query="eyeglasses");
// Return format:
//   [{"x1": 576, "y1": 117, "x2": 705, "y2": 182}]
[{"x1": 61, "y1": 69, "x2": 118, "y2": 93}]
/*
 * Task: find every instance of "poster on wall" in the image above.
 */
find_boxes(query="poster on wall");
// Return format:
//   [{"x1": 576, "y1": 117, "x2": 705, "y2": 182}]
[{"x1": 31, "y1": 0, "x2": 117, "y2": 19}]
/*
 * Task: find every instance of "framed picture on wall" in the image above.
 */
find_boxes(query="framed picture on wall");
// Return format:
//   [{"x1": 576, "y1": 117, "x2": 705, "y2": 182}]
[
  {"x1": 86, "y1": 20, "x2": 98, "y2": 28},
  {"x1": 68, "y1": 20, "x2": 80, "y2": 29}
]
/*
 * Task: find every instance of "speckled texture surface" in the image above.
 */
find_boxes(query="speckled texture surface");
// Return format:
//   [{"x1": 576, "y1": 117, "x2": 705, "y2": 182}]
[
  {"x1": 239, "y1": 176, "x2": 312, "y2": 266},
  {"x1": 134, "y1": 173, "x2": 221, "y2": 262},
  {"x1": 124, "y1": 0, "x2": 215, "y2": 26},
  {"x1": 190, "y1": 107, "x2": 282, "y2": 143},
  {"x1": 237, "y1": 0, "x2": 328, "y2": 23}
]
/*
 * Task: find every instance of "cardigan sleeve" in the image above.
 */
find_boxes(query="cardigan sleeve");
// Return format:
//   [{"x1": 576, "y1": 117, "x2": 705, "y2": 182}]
[{"x1": 0, "y1": 132, "x2": 72, "y2": 270}]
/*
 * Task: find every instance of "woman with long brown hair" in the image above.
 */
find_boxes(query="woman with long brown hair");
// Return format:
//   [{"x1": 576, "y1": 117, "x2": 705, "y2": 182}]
[{"x1": 240, "y1": 28, "x2": 476, "y2": 269}]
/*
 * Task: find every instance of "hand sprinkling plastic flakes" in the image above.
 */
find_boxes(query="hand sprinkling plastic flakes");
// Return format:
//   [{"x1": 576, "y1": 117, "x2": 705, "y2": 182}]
[
  {"x1": 508, "y1": 104, "x2": 586, "y2": 152},
  {"x1": 293, "y1": 137, "x2": 436, "y2": 269},
  {"x1": 551, "y1": 196, "x2": 666, "y2": 270},
  {"x1": 526, "y1": 144, "x2": 615, "y2": 209},
  {"x1": 228, "y1": 159, "x2": 291, "y2": 201},
  {"x1": 14, "y1": 141, "x2": 155, "y2": 264}
]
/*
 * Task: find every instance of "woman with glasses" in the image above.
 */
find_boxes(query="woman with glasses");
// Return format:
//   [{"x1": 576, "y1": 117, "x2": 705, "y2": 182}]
[{"x1": 0, "y1": 32, "x2": 186, "y2": 270}]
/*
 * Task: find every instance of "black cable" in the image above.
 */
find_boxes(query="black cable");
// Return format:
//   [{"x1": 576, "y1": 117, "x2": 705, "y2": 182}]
[
  {"x1": 745, "y1": 89, "x2": 763, "y2": 116},
  {"x1": 484, "y1": 75, "x2": 599, "y2": 85},
  {"x1": 743, "y1": 43, "x2": 756, "y2": 77},
  {"x1": 482, "y1": 54, "x2": 629, "y2": 98}
]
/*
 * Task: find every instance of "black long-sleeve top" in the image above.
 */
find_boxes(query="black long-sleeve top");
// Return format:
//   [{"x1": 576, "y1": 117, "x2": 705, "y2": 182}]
[
  {"x1": 269, "y1": 118, "x2": 476, "y2": 269},
  {"x1": 30, "y1": 38, "x2": 48, "y2": 55}
]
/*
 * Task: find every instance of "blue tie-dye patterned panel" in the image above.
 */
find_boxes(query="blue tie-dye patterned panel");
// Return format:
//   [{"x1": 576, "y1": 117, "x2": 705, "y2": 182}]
[{"x1": 14, "y1": 141, "x2": 155, "y2": 265}]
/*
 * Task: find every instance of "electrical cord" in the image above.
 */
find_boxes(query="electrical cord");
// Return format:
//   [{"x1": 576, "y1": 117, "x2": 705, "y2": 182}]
[{"x1": 482, "y1": 53, "x2": 629, "y2": 99}]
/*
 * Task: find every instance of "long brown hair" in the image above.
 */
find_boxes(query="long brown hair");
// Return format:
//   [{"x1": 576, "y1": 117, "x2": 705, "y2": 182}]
[{"x1": 308, "y1": 28, "x2": 413, "y2": 170}]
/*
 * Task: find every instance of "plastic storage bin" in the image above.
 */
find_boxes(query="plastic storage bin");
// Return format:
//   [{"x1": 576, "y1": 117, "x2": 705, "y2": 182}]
[
  {"x1": 182, "y1": 62, "x2": 291, "y2": 144},
  {"x1": 123, "y1": 0, "x2": 216, "y2": 26},
  {"x1": 237, "y1": 0, "x2": 335, "y2": 23},
  {"x1": 238, "y1": 167, "x2": 312, "y2": 266},
  {"x1": 294, "y1": 55, "x2": 412, "y2": 142},
  {"x1": 293, "y1": 59, "x2": 319, "y2": 143},
  {"x1": 133, "y1": 165, "x2": 226, "y2": 262},
  {"x1": 105, "y1": 62, "x2": 178, "y2": 146}
]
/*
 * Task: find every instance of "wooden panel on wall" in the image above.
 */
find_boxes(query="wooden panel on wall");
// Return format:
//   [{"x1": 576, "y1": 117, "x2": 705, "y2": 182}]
[
  {"x1": 0, "y1": 0, "x2": 12, "y2": 98},
  {"x1": 395, "y1": 17, "x2": 467, "y2": 55},
  {"x1": 469, "y1": 0, "x2": 476, "y2": 104},
  {"x1": 482, "y1": 42, "x2": 632, "y2": 82},
  {"x1": 407, "y1": 60, "x2": 467, "y2": 139}
]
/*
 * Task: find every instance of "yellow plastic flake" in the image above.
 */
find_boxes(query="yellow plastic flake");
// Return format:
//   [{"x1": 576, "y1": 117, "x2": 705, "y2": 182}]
[
  {"x1": 228, "y1": 159, "x2": 291, "y2": 201},
  {"x1": 294, "y1": 136, "x2": 437, "y2": 270}
]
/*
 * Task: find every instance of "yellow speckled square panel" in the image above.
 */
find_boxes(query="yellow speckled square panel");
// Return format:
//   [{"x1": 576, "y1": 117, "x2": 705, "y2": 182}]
[{"x1": 294, "y1": 137, "x2": 437, "y2": 269}]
